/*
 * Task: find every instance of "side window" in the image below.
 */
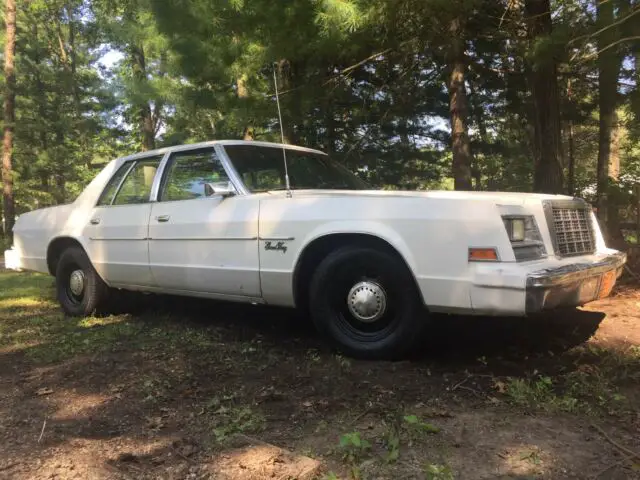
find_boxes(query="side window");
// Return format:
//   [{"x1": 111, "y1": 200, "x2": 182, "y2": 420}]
[
  {"x1": 159, "y1": 149, "x2": 230, "y2": 202},
  {"x1": 97, "y1": 161, "x2": 134, "y2": 206},
  {"x1": 112, "y1": 157, "x2": 162, "y2": 206},
  {"x1": 242, "y1": 169, "x2": 282, "y2": 192}
]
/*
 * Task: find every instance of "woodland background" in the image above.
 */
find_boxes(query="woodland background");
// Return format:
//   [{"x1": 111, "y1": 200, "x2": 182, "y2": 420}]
[{"x1": 0, "y1": 0, "x2": 639, "y2": 246}]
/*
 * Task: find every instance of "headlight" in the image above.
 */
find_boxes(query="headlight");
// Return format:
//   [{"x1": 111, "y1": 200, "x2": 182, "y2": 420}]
[
  {"x1": 502, "y1": 215, "x2": 546, "y2": 261},
  {"x1": 504, "y1": 218, "x2": 526, "y2": 242}
]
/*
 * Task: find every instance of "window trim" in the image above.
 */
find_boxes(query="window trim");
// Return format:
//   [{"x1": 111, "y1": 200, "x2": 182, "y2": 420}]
[
  {"x1": 155, "y1": 146, "x2": 240, "y2": 203},
  {"x1": 97, "y1": 155, "x2": 164, "y2": 207},
  {"x1": 95, "y1": 160, "x2": 137, "y2": 207}
]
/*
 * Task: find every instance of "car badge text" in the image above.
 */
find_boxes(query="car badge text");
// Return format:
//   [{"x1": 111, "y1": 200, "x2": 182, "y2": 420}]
[{"x1": 264, "y1": 241, "x2": 288, "y2": 254}]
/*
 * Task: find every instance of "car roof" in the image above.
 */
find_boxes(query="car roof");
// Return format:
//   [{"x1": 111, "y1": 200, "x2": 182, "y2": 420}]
[{"x1": 116, "y1": 140, "x2": 327, "y2": 163}]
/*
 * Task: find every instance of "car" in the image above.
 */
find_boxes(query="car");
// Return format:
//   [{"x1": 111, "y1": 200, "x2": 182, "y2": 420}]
[{"x1": 4, "y1": 140, "x2": 627, "y2": 359}]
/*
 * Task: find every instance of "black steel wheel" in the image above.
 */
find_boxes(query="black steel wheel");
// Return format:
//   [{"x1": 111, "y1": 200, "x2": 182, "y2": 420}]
[
  {"x1": 55, "y1": 246, "x2": 109, "y2": 316},
  {"x1": 308, "y1": 246, "x2": 427, "y2": 359}
]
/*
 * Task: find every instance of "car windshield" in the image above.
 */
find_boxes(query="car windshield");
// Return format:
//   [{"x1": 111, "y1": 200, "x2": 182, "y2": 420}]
[{"x1": 222, "y1": 144, "x2": 370, "y2": 192}]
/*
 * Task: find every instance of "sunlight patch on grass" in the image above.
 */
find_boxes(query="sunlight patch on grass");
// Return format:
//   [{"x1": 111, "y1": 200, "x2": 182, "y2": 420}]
[
  {"x1": 0, "y1": 340, "x2": 42, "y2": 354},
  {"x1": 78, "y1": 315, "x2": 130, "y2": 328},
  {"x1": 0, "y1": 296, "x2": 53, "y2": 310}
]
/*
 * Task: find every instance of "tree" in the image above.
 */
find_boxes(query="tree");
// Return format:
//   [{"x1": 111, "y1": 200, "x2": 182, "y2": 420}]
[
  {"x1": 525, "y1": 0, "x2": 565, "y2": 194},
  {"x1": 447, "y1": 16, "x2": 473, "y2": 190},
  {"x1": 2, "y1": 0, "x2": 17, "y2": 238}
]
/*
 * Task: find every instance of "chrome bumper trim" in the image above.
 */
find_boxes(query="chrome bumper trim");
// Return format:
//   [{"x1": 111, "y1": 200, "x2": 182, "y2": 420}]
[{"x1": 526, "y1": 251, "x2": 626, "y2": 313}]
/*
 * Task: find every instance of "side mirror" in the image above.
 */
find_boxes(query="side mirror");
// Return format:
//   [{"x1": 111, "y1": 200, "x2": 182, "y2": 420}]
[{"x1": 204, "y1": 182, "x2": 236, "y2": 198}]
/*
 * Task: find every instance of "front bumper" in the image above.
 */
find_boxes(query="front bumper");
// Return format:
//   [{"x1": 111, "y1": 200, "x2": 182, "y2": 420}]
[{"x1": 525, "y1": 251, "x2": 626, "y2": 313}]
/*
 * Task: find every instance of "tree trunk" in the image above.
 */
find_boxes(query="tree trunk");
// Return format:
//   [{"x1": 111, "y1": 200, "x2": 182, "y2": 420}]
[
  {"x1": 446, "y1": 17, "x2": 473, "y2": 191},
  {"x1": 130, "y1": 45, "x2": 156, "y2": 151},
  {"x1": 237, "y1": 75, "x2": 254, "y2": 140},
  {"x1": 566, "y1": 79, "x2": 576, "y2": 196},
  {"x1": 32, "y1": 22, "x2": 50, "y2": 196},
  {"x1": 525, "y1": 0, "x2": 564, "y2": 194},
  {"x1": 2, "y1": 0, "x2": 17, "y2": 238},
  {"x1": 596, "y1": 0, "x2": 623, "y2": 229},
  {"x1": 468, "y1": 79, "x2": 486, "y2": 190}
]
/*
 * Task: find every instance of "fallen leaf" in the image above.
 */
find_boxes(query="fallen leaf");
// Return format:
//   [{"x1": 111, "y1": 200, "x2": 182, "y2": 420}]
[{"x1": 35, "y1": 388, "x2": 54, "y2": 396}]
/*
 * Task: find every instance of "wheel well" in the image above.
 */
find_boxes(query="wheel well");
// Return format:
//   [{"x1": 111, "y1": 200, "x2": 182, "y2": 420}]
[
  {"x1": 293, "y1": 233, "x2": 417, "y2": 311},
  {"x1": 47, "y1": 237, "x2": 83, "y2": 275}
]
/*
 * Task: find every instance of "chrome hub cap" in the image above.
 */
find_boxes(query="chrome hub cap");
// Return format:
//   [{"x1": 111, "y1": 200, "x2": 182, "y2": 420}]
[
  {"x1": 347, "y1": 281, "x2": 387, "y2": 323},
  {"x1": 69, "y1": 270, "x2": 85, "y2": 296}
]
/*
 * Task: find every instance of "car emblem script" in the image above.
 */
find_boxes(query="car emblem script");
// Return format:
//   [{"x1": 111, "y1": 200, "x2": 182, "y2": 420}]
[{"x1": 264, "y1": 241, "x2": 288, "y2": 254}]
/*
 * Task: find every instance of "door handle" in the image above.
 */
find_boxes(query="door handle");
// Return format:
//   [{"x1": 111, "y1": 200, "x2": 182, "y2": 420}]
[
  {"x1": 89, "y1": 218, "x2": 100, "y2": 225},
  {"x1": 156, "y1": 215, "x2": 170, "y2": 223}
]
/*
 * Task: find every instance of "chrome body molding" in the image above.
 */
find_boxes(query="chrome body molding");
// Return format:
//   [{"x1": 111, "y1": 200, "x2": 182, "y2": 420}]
[
  {"x1": 148, "y1": 236, "x2": 258, "y2": 241},
  {"x1": 258, "y1": 236, "x2": 295, "y2": 241},
  {"x1": 525, "y1": 251, "x2": 626, "y2": 313},
  {"x1": 89, "y1": 237, "x2": 150, "y2": 241}
]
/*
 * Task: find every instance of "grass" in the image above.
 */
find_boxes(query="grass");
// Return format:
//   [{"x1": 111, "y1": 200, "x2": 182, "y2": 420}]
[
  {"x1": 503, "y1": 344, "x2": 640, "y2": 415},
  {"x1": 0, "y1": 271, "x2": 223, "y2": 364}
]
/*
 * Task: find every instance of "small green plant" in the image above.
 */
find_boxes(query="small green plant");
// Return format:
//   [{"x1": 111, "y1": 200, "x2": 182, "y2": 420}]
[
  {"x1": 338, "y1": 432, "x2": 371, "y2": 464},
  {"x1": 424, "y1": 463, "x2": 454, "y2": 480},
  {"x1": 403, "y1": 414, "x2": 440, "y2": 434},
  {"x1": 212, "y1": 406, "x2": 265, "y2": 443},
  {"x1": 384, "y1": 431, "x2": 400, "y2": 463},
  {"x1": 505, "y1": 375, "x2": 580, "y2": 412},
  {"x1": 307, "y1": 349, "x2": 321, "y2": 363},
  {"x1": 519, "y1": 448, "x2": 542, "y2": 466},
  {"x1": 335, "y1": 353, "x2": 351, "y2": 369}
]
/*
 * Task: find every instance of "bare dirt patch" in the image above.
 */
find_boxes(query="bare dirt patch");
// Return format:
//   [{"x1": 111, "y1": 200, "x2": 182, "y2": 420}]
[{"x1": 0, "y1": 271, "x2": 638, "y2": 479}]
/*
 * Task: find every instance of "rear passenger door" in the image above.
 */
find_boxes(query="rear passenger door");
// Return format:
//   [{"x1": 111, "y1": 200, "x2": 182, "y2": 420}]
[{"x1": 84, "y1": 155, "x2": 163, "y2": 287}]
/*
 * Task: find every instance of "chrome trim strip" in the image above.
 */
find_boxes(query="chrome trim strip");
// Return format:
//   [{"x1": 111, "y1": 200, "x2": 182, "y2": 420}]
[
  {"x1": 259, "y1": 236, "x2": 295, "y2": 241},
  {"x1": 149, "y1": 151, "x2": 172, "y2": 202},
  {"x1": 215, "y1": 143, "x2": 250, "y2": 195},
  {"x1": 108, "y1": 160, "x2": 137, "y2": 206},
  {"x1": 89, "y1": 237, "x2": 150, "y2": 241},
  {"x1": 526, "y1": 252, "x2": 627, "y2": 288},
  {"x1": 148, "y1": 236, "x2": 258, "y2": 241}
]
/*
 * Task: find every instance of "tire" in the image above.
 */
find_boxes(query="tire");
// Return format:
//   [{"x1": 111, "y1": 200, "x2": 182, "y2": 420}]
[
  {"x1": 308, "y1": 246, "x2": 427, "y2": 360},
  {"x1": 55, "y1": 246, "x2": 109, "y2": 316}
]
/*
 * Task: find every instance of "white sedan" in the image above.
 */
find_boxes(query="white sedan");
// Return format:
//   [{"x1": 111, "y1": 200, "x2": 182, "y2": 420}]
[{"x1": 4, "y1": 140, "x2": 627, "y2": 359}]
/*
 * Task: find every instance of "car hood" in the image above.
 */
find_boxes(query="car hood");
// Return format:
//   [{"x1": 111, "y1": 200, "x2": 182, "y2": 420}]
[{"x1": 258, "y1": 189, "x2": 574, "y2": 206}]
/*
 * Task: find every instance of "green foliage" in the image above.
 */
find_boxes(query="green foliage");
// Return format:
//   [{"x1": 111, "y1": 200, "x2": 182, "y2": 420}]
[
  {"x1": 338, "y1": 431, "x2": 371, "y2": 464},
  {"x1": 424, "y1": 463, "x2": 455, "y2": 480},
  {"x1": 403, "y1": 414, "x2": 441, "y2": 434}
]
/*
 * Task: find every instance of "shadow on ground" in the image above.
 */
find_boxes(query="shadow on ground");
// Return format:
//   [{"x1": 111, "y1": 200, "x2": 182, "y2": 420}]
[{"x1": 120, "y1": 291, "x2": 606, "y2": 367}]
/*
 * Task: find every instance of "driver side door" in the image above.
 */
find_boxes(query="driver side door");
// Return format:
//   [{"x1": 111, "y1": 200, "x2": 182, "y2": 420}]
[{"x1": 147, "y1": 147, "x2": 261, "y2": 299}]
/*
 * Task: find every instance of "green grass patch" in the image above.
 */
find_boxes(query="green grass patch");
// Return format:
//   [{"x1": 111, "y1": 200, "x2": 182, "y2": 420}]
[
  {"x1": 504, "y1": 345, "x2": 640, "y2": 415},
  {"x1": 0, "y1": 272, "x2": 222, "y2": 364}
]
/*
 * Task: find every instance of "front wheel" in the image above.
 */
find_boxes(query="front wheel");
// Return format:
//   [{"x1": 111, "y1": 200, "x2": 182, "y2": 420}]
[
  {"x1": 308, "y1": 246, "x2": 427, "y2": 360},
  {"x1": 55, "y1": 246, "x2": 109, "y2": 316}
]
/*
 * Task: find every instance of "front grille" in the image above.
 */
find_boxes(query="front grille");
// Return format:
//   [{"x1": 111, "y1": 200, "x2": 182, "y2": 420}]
[{"x1": 550, "y1": 205, "x2": 595, "y2": 256}]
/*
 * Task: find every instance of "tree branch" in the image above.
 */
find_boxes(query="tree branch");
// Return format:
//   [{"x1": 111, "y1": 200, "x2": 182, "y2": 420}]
[{"x1": 575, "y1": 36, "x2": 640, "y2": 63}]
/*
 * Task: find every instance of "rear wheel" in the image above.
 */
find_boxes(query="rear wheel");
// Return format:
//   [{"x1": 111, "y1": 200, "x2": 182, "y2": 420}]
[
  {"x1": 308, "y1": 246, "x2": 427, "y2": 360},
  {"x1": 55, "y1": 246, "x2": 109, "y2": 316}
]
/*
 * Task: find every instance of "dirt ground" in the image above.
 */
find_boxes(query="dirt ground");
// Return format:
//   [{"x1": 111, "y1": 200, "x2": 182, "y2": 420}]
[{"x1": 0, "y1": 269, "x2": 638, "y2": 480}]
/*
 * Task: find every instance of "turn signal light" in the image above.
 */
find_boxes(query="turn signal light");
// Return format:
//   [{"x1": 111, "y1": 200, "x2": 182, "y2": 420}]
[{"x1": 469, "y1": 248, "x2": 498, "y2": 261}]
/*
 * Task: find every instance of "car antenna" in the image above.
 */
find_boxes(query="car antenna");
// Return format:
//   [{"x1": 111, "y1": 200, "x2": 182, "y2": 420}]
[{"x1": 273, "y1": 64, "x2": 292, "y2": 198}]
